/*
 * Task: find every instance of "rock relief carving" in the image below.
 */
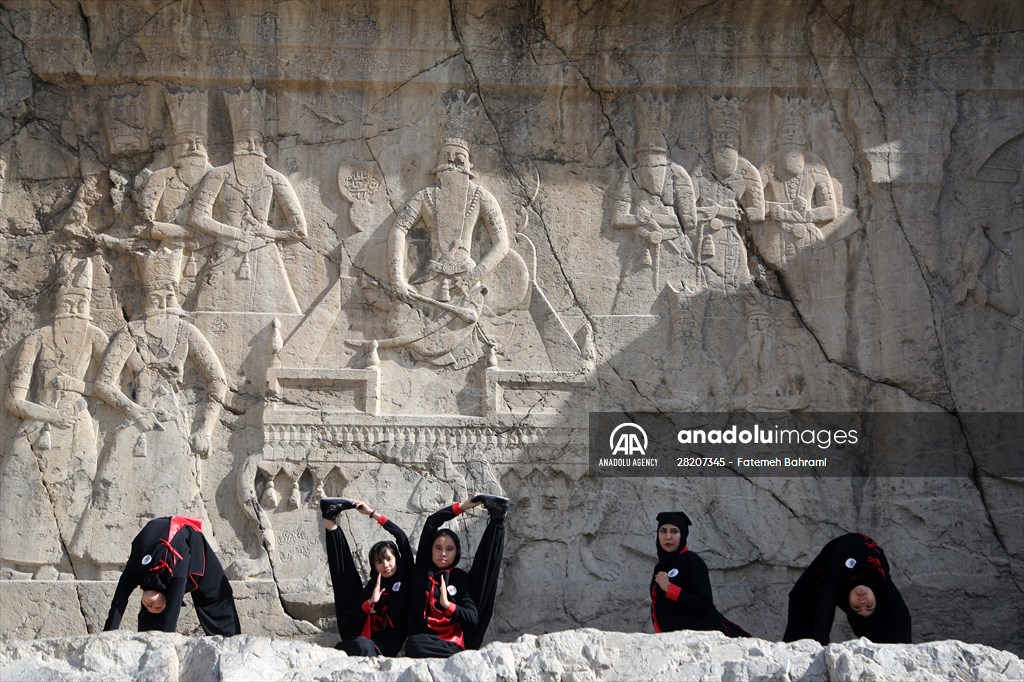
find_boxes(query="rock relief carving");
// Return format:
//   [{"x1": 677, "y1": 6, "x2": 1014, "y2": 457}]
[
  {"x1": 132, "y1": 90, "x2": 213, "y2": 295},
  {"x1": 72, "y1": 246, "x2": 227, "y2": 571},
  {"x1": 728, "y1": 287, "x2": 809, "y2": 412},
  {"x1": 0, "y1": 256, "x2": 110, "y2": 578},
  {"x1": 610, "y1": 95, "x2": 698, "y2": 312},
  {"x1": 103, "y1": 93, "x2": 147, "y2": 158},
  {"x1": 338, "y1": 162, "x2": 388, "y2": 234},
  {"x1": 755, "y1": 95, "x2": 839, "y2": 270},
  {"x1": 376, "y1": 89, "x2": 522, "y2": 367},
  {"x1": 410, "y1": 449, "x2": 467, "y2": 511},
  {"x1": 693, "y1": 96, "x2": 765, "y2": 293},
  {"x1": 188, "y1": 88, "x2": 308, "y2": 315},
  {"x1": 956, "y1": 135, "x2": 1023, "y2": 326}
]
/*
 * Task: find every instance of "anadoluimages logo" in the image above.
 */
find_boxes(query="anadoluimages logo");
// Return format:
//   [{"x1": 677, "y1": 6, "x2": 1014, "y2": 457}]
[{"x1": 609, "y1": 422, "x2": 648, "y2": 456}]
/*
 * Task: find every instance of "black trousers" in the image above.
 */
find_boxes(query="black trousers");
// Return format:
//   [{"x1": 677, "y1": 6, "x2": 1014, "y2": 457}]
[
  {"x1": 405, "y1": 633, "x2": 464, "y2": 658},
  {"x1": 465, "y1": 515, "x2": 505, "y2": 650},
  {"x1": 325, "y1": 526, "x2": 368, "y2": 643},
  {"x1": 335, "y1": 636, "x2": 380, "y2": 656},
  {"x1": 783, "y1": 566, "x2": 823, "y2": 642}
]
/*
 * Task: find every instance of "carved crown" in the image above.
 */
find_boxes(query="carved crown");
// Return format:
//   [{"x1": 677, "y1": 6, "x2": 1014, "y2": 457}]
[
  {"x1": 224, "y1": 88, "x2": 266, "y2": 137},
  {"x1": 104, "y1": 93, "x2": 145, "y2": 156},
  {"x1": 436, "y1": 89, "x2": 481, "y2": 152},
  {"x1": 137, "y1": 246, "x2": 183, "y2": 292},
  {"x1": 635, "y1": 93, "x2": 671, "y2": 152},
  {"x1": 165, "y1": 89, "x2": 208, "y2": 139},
  {"x1": 775, "y1": 94, "x2": 809, "y2": 146},
  {"x1": 56, "y1": 254, "x2": 93, "y2": 298},
  {"x1": 708, "y1": 95, "x2": 742, "y2": 148},
  {"x1": 742, "y1": 285, "x2": 775, "y2": 321}
]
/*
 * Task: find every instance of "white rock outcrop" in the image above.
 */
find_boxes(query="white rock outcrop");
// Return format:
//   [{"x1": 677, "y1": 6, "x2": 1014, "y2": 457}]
[{"x1": 1, "y1": 630, "x2": 1021, "y2": 682}]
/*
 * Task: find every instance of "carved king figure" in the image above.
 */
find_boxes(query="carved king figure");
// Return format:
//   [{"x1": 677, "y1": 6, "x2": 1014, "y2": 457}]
[{"x1": 385, "y1": 90, "x2": 511, "y2": 367}]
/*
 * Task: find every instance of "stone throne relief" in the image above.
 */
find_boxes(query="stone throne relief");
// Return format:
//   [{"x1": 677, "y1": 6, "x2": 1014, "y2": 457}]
[
  {"x1": 0, "y1": 255, "x2": 110, "y2": 579},
  {"x1": 609, "y1": 94, "x2": 698, "y2": 313}
]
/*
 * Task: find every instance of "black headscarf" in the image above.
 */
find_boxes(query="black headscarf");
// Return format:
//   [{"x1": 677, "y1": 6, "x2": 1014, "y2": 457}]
[
  {"x1": 655, "y1": 511, "x2": 692, "y2": 565},
  {"x1": 431, "y1": 528, "x2": 462, "y2": 569}
]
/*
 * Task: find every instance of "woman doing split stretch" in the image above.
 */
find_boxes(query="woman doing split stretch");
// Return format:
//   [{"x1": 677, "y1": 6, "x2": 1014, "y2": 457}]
[
  {"x1": 405, "y1": 494, "x2": 510, "y2": 658},
  {"x1": 784, "y1": 533, "x2": 911, "y2": 645},
  {"x1": 650, "y1": 511, "x2": 749, "y2": 637},
  {"x1": 320, "y1": 497, "x2": 414, "y2": 656}
]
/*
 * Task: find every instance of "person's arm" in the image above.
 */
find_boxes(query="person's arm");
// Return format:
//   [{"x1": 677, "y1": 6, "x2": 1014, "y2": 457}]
[
  {"x1": 471, "y1": 191, "x2": 509, "y2": 284},
  {"x1": 807, "y1": 172, "x2": 837, "y2": 224},
  {"x1": 103, "y1": 564, "x2": 140, "y2": 631},
  {"x1": 665, "y1": 554, "x2": 716, "y2": 618},
  {"x1": 380, "y1": 515, "x2": 414, "y2": 573},
  {"x1": 812, "y1": 571, "x2": 840, "y2": 645},
  {"x1": 188, "y1": 170, "x2": 243, "y2": 241},
  {"x1": 388, "y1": 194, "x2": 424, "y2": 300},
  {"x1": 93, "y1": 329, "x2": 161, "y2": 432},
  {"x1": 415, "y1": 498, "x2": 482, "y2": 568},
  {"x1": 269, "y1": 173, "x2": 308, "y2": 241},
  {"x1": 739, "y1": 165, "x2": 766, "y2": 223},
  {"x1": 4, "y1": 332, "x2": 65, "y2": 425},
  {"x1": 437, "y1": 572, "x2": 478, "y2": 629},
  {"x1": 672, "y1": 167, "x2": 698, "y2": 234},
  {"x1": 184, "y1": 325, "x2": 226, "y2": 457}
]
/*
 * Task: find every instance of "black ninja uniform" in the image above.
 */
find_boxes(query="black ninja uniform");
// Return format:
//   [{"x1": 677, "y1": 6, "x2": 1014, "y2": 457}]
[
  {"x1": 104, "y1": 516, "x2": 240, "y2": 635},
  {"x1": 405, "y1": 500, "x2": 507, "y2": 658},
  {"x1": 325, "y1": 512, "x2": 413, "y2": 656},
  {"x1": 650, "y1": 511, "x2": 749, "y2": 637},
  {"x1": 784, "y1": 532, "x2": 912, "y2": 645}
]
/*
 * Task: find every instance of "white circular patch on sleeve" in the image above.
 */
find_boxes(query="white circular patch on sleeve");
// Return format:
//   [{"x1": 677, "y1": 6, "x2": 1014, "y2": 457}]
[
  {"x1": 845, "y1": 558, "x2": 857, "y2": 569},
  {"x1": 447, "y1": 584, "x2": 457, "y2": 596},
  {"x1": 667, "y1": 568, "x2": 679, "y2": 578},
  {"x1": 392, "y1": 581, "x2": 401, "y2": 592},
  {"x1": 141, "y1": 554, "x2": 152, "y2": 565}
]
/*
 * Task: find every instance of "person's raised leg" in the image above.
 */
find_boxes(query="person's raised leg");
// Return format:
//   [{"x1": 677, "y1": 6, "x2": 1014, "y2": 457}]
[
  {"x1": 466, "y1": 494, "x2": 509, "y2": 649},
  {"x1": 321, "y1": 498, "x2": 364, "y2": 640}
]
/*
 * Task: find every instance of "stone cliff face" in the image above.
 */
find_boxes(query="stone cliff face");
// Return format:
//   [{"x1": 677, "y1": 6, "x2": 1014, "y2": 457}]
[{"x1": 0, "y1": 0, "x2": 1021, "y2": 654}]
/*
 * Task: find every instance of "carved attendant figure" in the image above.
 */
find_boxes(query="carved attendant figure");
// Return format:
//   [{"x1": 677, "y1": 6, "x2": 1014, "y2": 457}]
[
  {"x1": 133, "y1": 90, "x2": 212, "y2": 293},
  {"x1": 1, "y1": 256, "x2": 110, "y2": 578},
  {"x1": 73, "y1": 247, "x2": 227, "y2": 570},
  {"x1": 189, "y1": 88, "x2": 307, "y2": 314},
  {"x1": 693, "y1": 96, "x2": 764, "y2": 292},
  {"x1": 756, "y1": 95, "x2": 838, "y2": 268},
  {"x1": 611, "y1": 96, "x2": 697, "y2": 311},
  {"x1": 728, "y1": 288, "x2": 809, "y2": 412}
]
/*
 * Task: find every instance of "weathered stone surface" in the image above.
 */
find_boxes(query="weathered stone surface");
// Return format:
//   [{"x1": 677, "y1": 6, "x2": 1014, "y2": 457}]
[
  {"x1": 0, "y1": 0, "x2": 1021, "y2": 657},
  {"x1": 1, "y1": 630, "x2": 1022, "y2": 681}
]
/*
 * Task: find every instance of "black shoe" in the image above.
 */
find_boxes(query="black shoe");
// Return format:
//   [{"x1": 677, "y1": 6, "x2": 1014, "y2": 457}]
[
  {"x1": 472, "y1": 494, "x2": 511, "y2": 518},
  {"x1": 320, "y1": 497, "x2": 356, "y2": 520}
]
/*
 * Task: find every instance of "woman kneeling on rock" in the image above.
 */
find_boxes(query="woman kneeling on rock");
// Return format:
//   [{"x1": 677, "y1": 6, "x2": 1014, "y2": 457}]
[
  {"x1": 783, "y1": 532, "x2": 911, "y2": 645},
  {"x1": 405, "y1": 494, "x2": 510, "y2": 658},
  {"x1": 650, "y1": 510, "x2": 749, "y2": 637},
  {"x1": 320, "y1": 497, "x2": 414, "y2": 656}
]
